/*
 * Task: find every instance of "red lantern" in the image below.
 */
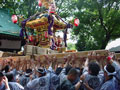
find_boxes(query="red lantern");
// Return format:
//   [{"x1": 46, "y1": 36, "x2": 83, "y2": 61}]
[
  {"x1": 38, "y1": 0, "x2": 42, "y2": 7},
  {"x1": 11, "y1": 15, "x2": 18, "y2": 24},
  {"x1": 74, "y1": 18, "x2": 80, "y2": 27}
]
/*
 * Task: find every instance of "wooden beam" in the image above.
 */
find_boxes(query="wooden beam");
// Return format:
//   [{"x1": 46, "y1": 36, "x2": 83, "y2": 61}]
[{"x1": 0, "y1": 50, "x2": 112, "y2": 69}]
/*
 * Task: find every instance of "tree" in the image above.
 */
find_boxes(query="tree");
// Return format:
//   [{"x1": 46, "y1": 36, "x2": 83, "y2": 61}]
[
  {"x1": 0, "y1": 0, "x2": 77, "y2": 18},
  {"x1": 0, "y1": 0, "x2": 42, "y2": 18},
  {"x1": 72, "y1": 0, "x2": 120, "y2": 51},
  {"x1": 56, "y1": 0, "x2": 77, "y2": 18},
  {"x1": 67, "y1": 43, "x2": 76, "y2": 50}
]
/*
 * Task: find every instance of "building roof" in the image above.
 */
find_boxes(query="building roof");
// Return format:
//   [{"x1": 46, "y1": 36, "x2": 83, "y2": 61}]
[
  {"x1": 0, "y1": 9, "x2": 21, "y2": 36},
  {"x1": 109, "y1": 45, "x2": 120, "y2": 52}
]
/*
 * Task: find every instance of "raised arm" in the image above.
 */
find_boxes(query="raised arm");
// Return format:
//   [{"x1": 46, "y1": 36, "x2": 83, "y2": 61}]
[{"x1": 3, "y1": 76, "x2": 10, "y2": 90}]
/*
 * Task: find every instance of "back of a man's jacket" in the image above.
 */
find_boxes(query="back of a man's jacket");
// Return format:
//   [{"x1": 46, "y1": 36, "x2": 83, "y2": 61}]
[
  {"x1": 25, "y1": 71, "x2": 60, "y2": 90},
  {"x1": 84, "y1": 74, "x2": 104, "y2": 90}
]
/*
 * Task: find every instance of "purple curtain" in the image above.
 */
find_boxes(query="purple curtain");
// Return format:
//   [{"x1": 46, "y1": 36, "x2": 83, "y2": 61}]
[
  {"x1": 48, "y1": 15, "x2": 54, "y2": 36},
  {"x1": 20, "y1": 18, "x2": 30, "y2": 38}
]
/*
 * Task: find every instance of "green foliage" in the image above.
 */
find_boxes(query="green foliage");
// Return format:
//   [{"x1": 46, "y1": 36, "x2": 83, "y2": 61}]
[
  {"x1": 72, "y1": 0, "x2": 120, "y2": 51},
  {"x1": 0, "y1": 0, "x2": 77, "y2": 18},
  {"x1": 1, "y1": 0, "x2": 120, "y2": 51},
  {"x1": 67, "y1": 43, "x2": 76, "y2": 50},
  {"x1": 0, "y1": 0, "x2": 45, "y2": 18},
  {"x1": 56, "y1": 0, "x2": 78, "y2": 18}
]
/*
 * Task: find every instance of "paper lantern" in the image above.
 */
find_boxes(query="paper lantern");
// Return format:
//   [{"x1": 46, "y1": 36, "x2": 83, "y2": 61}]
[
  {"x1": 38, "y1": 0, "x2": 42, "y2": 7},
  {"x1": 11, "y1": 15, "x2": 18, "y2": 24},
  {"x1": 74, "y1": 18, "x2": 80, "y2": 27}
]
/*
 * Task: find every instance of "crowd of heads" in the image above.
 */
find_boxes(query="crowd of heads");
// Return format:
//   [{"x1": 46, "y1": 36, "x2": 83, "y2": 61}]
[{"x1": 0, "y1": 53, "x2": 120, "y2": 90}]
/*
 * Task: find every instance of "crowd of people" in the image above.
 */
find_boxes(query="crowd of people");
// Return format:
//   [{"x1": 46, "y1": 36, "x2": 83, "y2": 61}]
[{"x1": 0, "y1": 53, "x2": 120, "y2": 90}]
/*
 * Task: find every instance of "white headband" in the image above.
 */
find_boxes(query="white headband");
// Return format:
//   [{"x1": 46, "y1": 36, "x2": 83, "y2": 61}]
[
  {"x1": 25, "y1": 73, "x2": 31, "y2": 76},
  {"x1": 104, "y1": 65, "x2": 116, "y2": 76}
]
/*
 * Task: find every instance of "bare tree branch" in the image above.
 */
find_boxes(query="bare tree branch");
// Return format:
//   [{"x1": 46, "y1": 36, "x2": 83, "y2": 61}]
[
  {"x1": 98, "y1": 8, "x2": 108, "y2": 31},
  {"x1": 96, "y1": 2, "x2": 108, "y2": 33}
]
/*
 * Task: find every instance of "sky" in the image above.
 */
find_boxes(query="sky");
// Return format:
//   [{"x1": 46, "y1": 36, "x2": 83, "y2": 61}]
[{"x1": 56, "y1": 29, "x2": 77, "y2": 44}]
